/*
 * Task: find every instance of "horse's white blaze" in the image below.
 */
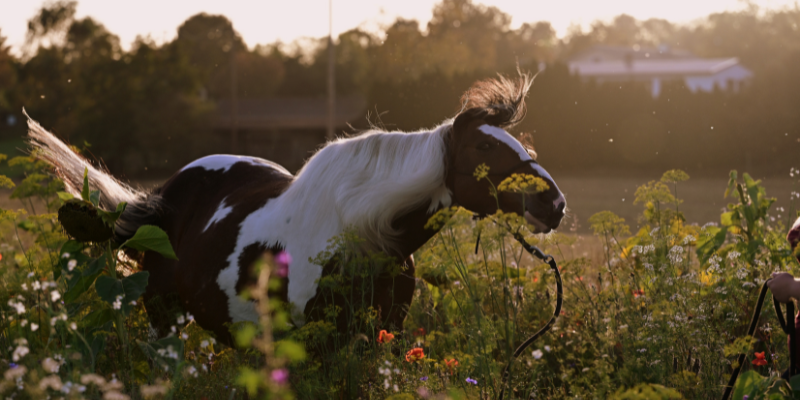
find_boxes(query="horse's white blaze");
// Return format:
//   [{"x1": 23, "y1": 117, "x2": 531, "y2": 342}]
[
  {"x1": 203, "y1": 198, "x2": 233, "y2": 232},
  {"x1": 181, "y1": 155, "x2": 291, "y2": 175},
  {"x1": 478, "y1": 124, "x2": 559, "y2": 192}
]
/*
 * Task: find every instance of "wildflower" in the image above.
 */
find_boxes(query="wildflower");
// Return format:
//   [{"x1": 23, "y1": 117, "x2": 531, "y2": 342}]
[
  {"x1": 752, "y1": 352, "x2": 767, "y2": 366},
  {"x1": 176, "y1": 314, "x2": 186, "y2": 324},
  {"x1": 445, "y1": 358, "x2": 459, "y2": 373},
  {"x1": 532, "y1": 349, "x2": 543, "y2": 360},
  {"x1": 38, "y1": 375, "x2": 63, "y2": 391},
  {"x1": 728, "y1": 251, "x2": 741, "y2": 260},
  {"x1": 70, "y1": 322, "x2": 77, "y2": 330},
  {"x1": 67, "y1": 259, "x2": 77, "y2": 271},
  {"x1": 420, "y1": 376, "x2": 428, "y2": 381},
  {"x1": 51, "y1": 290, "x2": 61, "y2": 302},
  {"x1": 377, "y1": 330, "x2": 395, "y2": 344},
  {"x1": 12, "y1": 339, "x2": 29, "y2": 361},
  {"x1": 544, "y1": 345, "x2": 551, "y2": 352},
  {"x1": 405, "y1": 347, "x2": 425, "y2": 362},
  {"x1": 633, "y1": 289, "x2": 644, "y2": 298},
  {"x1": 473, "y1": 163, "x2": 490, "y2": 180},
  {"x1": 113, "y1": 295, "x2": 122, "y2": 310},
  {"x1": 21, "y1": 283, "x2": 27, "y2": 291},
  {"x1": 7, "y1": 300, "x2": 25, "y2": 314},
  {"x1": 4, "y1": 365, "x2": 26, "y2": 381},
  {"x1": 274, "y1": 251, "x2": 292, "y2": 277},
  {"x1": 42, "y1": 357, "x2": 61, "y2": 373},
  {"x1": 32, "y1": 280, "x2": 41, "y2": 290},
  {"x1": 466, "y1": 377, "x2": 478, "y2": 385},
  {"x1": 31, "y1": 323, "x2": 39, "y2": 331},
  {"x1": 201, "y1": 340, "x2": 209, "y2": 348},
  {"x1": 413, "y1": 327, "x2": 426, "y2": 337}
]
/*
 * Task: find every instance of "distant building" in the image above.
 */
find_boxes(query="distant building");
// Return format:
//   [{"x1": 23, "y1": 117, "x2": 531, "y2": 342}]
[
  {"x1": 567, "y1": 45, "x2": 753, "y2": 97},
  {"x1": 213, "y1": 96, "x2": 366, "y2": 172}
]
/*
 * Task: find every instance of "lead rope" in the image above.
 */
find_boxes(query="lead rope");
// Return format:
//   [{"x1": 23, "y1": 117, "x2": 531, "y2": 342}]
[
  {"x1": 473, "y1": 224, "x2": 562, "y2": 400},
  {"x1": 722, "y1": 280, "x2": 798, "y2": 400}
]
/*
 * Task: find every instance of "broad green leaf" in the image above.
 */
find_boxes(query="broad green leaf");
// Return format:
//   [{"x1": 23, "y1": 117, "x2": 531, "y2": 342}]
[
  {"x1": 721, "y1": 212, "x2": 734, "y2": 227},
  {"x1": 80, "y1": 309, "x2": 115, "y2": 329},
  {"x1": 98, "y1": 202, "x2": 127, "y2": 226},
  {"x1": 275, "y1": 340, "x2": 306, "y2": 363},
  {"x1": 61, "y1": 240, "x2": 84, "y2": 256},
  {"x1": 81, "y1": 167, "x2": 90, "y2": 202},
  {"x1": 790, "y1": 373, "x2": 800, "y2": 391},
  {"x1": 89, "y1": 190, "x2": 101, "y2": 207},
  {"x1": 122, "y1": 225, "x2": 177, "y2": 260},
  {"x1": 696, "y1": 226, "x2": 727, "y2": 264},
  {"x1": 64, "y1": 257, "x2": 105, "y2": 303},
  {"x1": 95, "y1": 272, "x2": 150, "y2": 314},
  {"x1": 57, "y1": 191, "x2": 74, "y2": 201},
  {"x1": 732, "y1": 370, "x2": 768, "y2": 400}
]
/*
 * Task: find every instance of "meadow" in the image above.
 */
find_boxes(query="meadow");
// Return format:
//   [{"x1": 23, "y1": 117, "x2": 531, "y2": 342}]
[{"x1": 1, "y1": 152, "x2": 800, "y2": 400}]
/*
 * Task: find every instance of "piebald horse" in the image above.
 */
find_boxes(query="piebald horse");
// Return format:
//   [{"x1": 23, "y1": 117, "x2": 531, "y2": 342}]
[{"x1": 28, "y1": 74, "x2": 566, "y2": 342}]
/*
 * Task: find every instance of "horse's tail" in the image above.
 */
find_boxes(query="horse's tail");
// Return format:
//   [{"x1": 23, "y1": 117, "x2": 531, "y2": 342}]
[{"x1": 26, "y1": 112, "x2": 164, "y2": 241}]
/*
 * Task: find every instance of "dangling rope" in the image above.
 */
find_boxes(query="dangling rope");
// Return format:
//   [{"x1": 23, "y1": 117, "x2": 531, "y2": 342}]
[
  {"x1": 472, "y1": 219, "x2": 562, "y2": 400},
  {"x1": 721, "y1": 281, "x2": 798, "y2": 400}
]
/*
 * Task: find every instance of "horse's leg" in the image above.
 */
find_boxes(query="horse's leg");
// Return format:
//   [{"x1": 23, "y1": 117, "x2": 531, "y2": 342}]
[
  {"x1": 141, "y1": 252, "x2": 182, "y2": 337},
  {"x1": 374, "y1": 256, "x2": 417, "y2": 332}
]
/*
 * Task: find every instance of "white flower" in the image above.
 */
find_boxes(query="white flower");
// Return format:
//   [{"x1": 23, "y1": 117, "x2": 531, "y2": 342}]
[
  {"x1": 67, "y1": 259, "x2": 77, "y2": 271},
  {"x1": 544, "y1": 345, "x2": 551, "y2": 352},
  {"x1": 200, "y1": 340, "x2": 209, "y2": 348},
  {"x1": 62, "y1": 252, "x2": 71, "y2": 258},
  {"x1": 12, "y1": 345, "x2": 29, "y2": 361},
  {"x1": 20, "y1": 319, "x2": 28, "y2": 327},
  {"x1": 532, "y1": 349, "x2": 543, "y2": 359},
  {"x1": 637, "y1": 348, "x2": 647, "y2": 353},
  {"x1": 176, "y1": 315, "x2": 185, "y2": 325},
  {"x1": 181, "y1": 332, "x2": 189, "y2": 340},
  {"x1": 32, "y1": 281, "x2": 41, "y2": 290},
  {"x1": 727, "y1": 251, "x2": 741, "y2": 260},
  {"x1": 70, "y1": 322, "x2": 77, "y2": 330},
  {"x1": 113, "y1": 295, "x2": 122, "y2": 310},
  {"x1": 51, "y1": 290, "x2": 61, "y2": 302},
  {"x1": 31, "y1": 323, "x2": 39, "y2": 331},
  {"x1": 20, "y1": 283, "x2": 28, "y2": 291},
  {"x1": 42, "y1": 357, "x2": 61, "y2": 373},
  {"x1": 683, "y1": 235, "x2": 696, "y2": 244},
  {"x1": 7, "y1": 300, "x2": 25, "y2": 314},
  {"x1": 619, "y1": 325, "x2": 629, "y2": 330},
  {"x1": 581, "y1": 367, "x2": 590, "y2": 372}
]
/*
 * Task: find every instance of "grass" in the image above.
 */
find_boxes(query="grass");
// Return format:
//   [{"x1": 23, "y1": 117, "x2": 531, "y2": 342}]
[{"x1": 1, "y1": 155, "x2": 800, "y2": 399}]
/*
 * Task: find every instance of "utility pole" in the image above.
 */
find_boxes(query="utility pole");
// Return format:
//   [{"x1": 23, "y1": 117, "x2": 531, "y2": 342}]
[
  {"x1": 231, "y1": 48, "x2": 239, "y2": 154},
  {"x1": 326, "y1": 0, "x2": 336, "y2": 140}
]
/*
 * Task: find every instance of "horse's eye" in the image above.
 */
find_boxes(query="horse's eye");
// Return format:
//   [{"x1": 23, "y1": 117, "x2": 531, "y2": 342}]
[{"x1": 476, "y1": 142, "x2": 492, "y2": 151}]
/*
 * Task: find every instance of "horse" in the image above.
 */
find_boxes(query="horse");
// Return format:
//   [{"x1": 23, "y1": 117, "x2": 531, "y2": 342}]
[{"x1": 27, "y1": 73, "x2": 566, "y2": 343}]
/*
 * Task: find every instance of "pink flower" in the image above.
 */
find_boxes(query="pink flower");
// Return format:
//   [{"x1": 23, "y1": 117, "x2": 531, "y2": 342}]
[
  {"x1": 274, "y1": 251, "x2": 292, "y2": 277},
  {"x1": 271, "y1": 368, "x2": 289, "y2": 384}
]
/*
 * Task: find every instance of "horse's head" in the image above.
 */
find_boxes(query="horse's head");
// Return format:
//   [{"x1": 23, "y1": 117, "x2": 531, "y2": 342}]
[{"x1": 446, "y1": 73, "x2": 565, "y2": 233}]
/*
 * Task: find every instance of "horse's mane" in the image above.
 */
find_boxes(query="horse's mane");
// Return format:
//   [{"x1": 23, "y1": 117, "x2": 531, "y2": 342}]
[
  {"x1": 460, "y1": 71, "x2": 533, "y2": 129},
  {"x1": 280, "y1": 124, "x2": 452, "y2": 255}
]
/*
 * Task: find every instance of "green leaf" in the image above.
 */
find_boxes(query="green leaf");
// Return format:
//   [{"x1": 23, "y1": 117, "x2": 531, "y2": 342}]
[
  {"x1": 275, "y1": 340, "x2": 306, "y2": 363},
  {"x1": 696, "y1": 226, "x2": 727, "y2": 264},
  {"x1": 80, "y1": 309, "x2": 115, "y2": 329},
  {"x1": 732, "y1": 370, "x2": 768, "y2": 400},
  {"x1": 57, "y1": 191, "x2": 74, "y2": 201},
  {"x1": 0, "y1": 175, "x2": 15, "y2": 189},
  {"x1": 96, "y1": 271, "x2": 150, "y2": 315},
  {"x1": 725, "y1": 170, "x2": 738, "y2": 198},
  {"x1": 721, "y1": 212, "x2": 734, "y2": 227},
  {"x1": 64, "y1": 257, "x2": 105, "y2": 303},
  {"x1": 137, "y1": 336, "x2": 184, "y2": 372},
  {"x1": 81, "y1": 167, "x2": 90, "y2": 202},
  {"x1": 89, "y1": 190, "x2": 100, "y2": 207},
  {"x1": 98, "y1": 202, "x2": 127, "y2": 226},
  {"x1": 790, "y1": 373, "x2": 800, "y2": 391},
  {"x1": 122, "y1": 225, "x2": 177, "y2": 260},
  {"x1": 236, "y1": 367, "x2": 262, "y2": 396}
]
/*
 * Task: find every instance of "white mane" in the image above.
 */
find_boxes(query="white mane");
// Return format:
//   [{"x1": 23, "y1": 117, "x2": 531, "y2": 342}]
[{"x1": 280, "y1": 122, "x2": 453, "y2": 255}]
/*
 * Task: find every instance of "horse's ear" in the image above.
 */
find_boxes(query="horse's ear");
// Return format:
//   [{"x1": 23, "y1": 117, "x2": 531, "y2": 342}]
[{"x1": 453, "y1": 107, "x2": 488, "y2": 136}]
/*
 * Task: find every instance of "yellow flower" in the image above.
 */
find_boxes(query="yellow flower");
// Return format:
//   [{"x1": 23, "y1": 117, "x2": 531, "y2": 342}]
[
  {"x1": 498, "y1": 174, "x2": 549, "y2": 194},
  {"x1": 473, "y1": 164, "x2": 490, "y2": 181}
]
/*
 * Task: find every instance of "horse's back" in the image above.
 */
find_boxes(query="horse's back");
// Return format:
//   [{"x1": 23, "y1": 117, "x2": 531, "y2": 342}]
[{"x1": 143, "y1": 155, "x2": 292, "y2": 340}]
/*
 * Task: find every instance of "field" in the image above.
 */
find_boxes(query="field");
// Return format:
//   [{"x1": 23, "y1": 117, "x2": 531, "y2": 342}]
[{"x1": 1, "y1": 155, "x2": 800, "y2": 400}]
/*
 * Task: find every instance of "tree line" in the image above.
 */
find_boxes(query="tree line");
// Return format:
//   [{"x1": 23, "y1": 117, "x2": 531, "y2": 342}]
[{"x1": 0, "y1": 0, "x2": 799, "y2": 177}]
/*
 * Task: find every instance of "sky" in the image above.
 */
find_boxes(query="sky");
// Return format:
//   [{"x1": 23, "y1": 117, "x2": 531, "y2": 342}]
[{"x1": 0, "y1": 0, "x2": 797, "y2": 55}]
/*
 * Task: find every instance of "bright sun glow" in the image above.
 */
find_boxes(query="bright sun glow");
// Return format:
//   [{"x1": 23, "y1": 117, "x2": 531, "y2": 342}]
[{"x1": 0, "y1": 0, "x2": 796, "y2": 55}]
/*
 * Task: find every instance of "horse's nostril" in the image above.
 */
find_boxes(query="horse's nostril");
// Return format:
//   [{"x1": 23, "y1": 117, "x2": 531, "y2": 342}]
[{"x1": 555, "y1": 201, "x2": 566, "y2": 215}]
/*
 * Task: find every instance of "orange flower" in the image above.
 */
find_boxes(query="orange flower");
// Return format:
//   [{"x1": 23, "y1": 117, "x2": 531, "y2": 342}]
[
  {"x1": 444, "y1": 358, "x2": 459, "y2": 373},
  {"x1": 413, "y1": 327, "x2": 426, "y2": 337},
  {"x1": 377, "y1": 330, "x2": 395, "y2": 344},
  {"x1": 633, "y1": 289, "x2": 645, "y2": 298},
  {"x1": 405, "y1": 347, "x2": 425, "y2": 362},
  {"x1": 752, "y1": 352, "x2": 768, "y2": 366}
]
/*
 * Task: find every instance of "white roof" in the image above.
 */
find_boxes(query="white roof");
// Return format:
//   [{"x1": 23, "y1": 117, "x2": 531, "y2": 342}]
[{"x1": 569, "y1": 58, "x2": 746, "y2": 78}]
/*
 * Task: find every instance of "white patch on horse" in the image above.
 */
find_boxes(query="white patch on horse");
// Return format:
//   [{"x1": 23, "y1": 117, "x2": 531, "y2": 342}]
[
  {"x1": 203, "y1": 197, "x2": 233, "y2": 232},
  {"x1": 478, "y1": 124, "x2": 556, "y2": 184},
  {"x1": 181, "y1": 155, "x2": 291, "y2": 175},
  {"x1": 217, "y1": 123, "x2": 452, "y2": 327}
]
